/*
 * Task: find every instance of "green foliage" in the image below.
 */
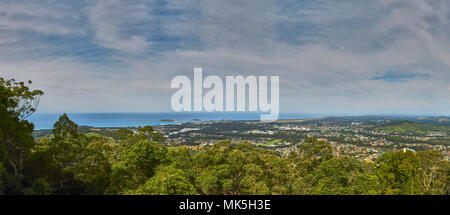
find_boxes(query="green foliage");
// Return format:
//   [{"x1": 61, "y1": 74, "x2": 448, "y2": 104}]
[
  {"x1": 52, "y1": 113, "x2": 79, "y2": 140},
  {"x1": 111, "y1": 128, "x2": 134, "y2": 141},
  {"x1": 23, "y1": 123, "x2": 448, "y2": 195},
  {"x1": 377, "y1": 150, "x2": 422, "y2": 194},
  {"x1": 23, "y1": 178, "x2": 53, "y2": 195},
  {"x1": 378, "y1": 121, "x2": 449, "y2": 133},
  {"x1": 0, "y1": 162, "x2": 5, "y2": 194},
  {"x1": 310, "y1": 157, "x2": 361, "y2": 195},
  {"x1": 190, "y1": 141, "x2": 293, "y2": 195},
  {"x1": 352, "y1": 171, "x2": 382, "y2": 195},
  {"x1": 74, "y1": 136, "x2": 115, "y2": 194},
  {"x1": 0, "y1": 78, "x2": 43, "y2": 194},
  {"x1": 0, "y1": 78, "x2": 44, "y2": 119},
  {"x1": 416, "y1": 150, "x2": 449, "y2": 195},
  {"x1": 131, "y1": 165, "x2": 197, "y2": 195},
  {"x1": 136, "y1": 126, "x2": 164, "y2": 142},
  {"x1": 299, "y1": 137, "x2": 333, "y2": 167},
  {"x1": 25, "y1": 114, "x2": 88, "y2": 194},
  {"x1": 11, "y1": 115, "x2": 450, "y2": 195},
  {"x1": 109, "y1": 140, "x2": 168, "y2": 193}
]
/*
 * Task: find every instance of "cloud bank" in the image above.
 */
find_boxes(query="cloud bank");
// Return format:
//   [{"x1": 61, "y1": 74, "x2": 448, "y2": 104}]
[{"x1": 0, "y1": 0, "x2": 449, "y2": 114}]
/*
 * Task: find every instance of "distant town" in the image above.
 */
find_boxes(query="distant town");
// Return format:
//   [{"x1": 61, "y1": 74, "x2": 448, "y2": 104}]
[{"x1": 33, "y1": 115, "x2": 450, "y2": 161}]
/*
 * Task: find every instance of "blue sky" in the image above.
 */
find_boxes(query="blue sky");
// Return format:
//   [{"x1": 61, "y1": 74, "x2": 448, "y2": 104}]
[{"x1": 0, "y1": 0, "x2": 449, "y2": 115}]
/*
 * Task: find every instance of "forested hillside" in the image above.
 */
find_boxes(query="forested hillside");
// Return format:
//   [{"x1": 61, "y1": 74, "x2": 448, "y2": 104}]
[
  {"x1": 378, "y1": 121, "x2": 450, "y2": 133},
  {"x1": 1, "y1": 78, "x2": 448, "y2": 195}
]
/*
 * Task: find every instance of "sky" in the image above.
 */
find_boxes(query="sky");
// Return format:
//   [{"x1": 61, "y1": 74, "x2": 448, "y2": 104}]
[{"x1": 0, "y1": 0, "x2": 449, "y2": 115}]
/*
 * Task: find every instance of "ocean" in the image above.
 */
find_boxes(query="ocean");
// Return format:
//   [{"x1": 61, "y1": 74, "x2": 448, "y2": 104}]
[{"x1": 27, "y1": 112, "x2": 327, "y2": 130}]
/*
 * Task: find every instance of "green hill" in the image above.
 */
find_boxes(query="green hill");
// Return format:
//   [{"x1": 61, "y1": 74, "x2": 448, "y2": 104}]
[{"x1": 379, "y1": 121, "x2": 449, "y2": 133}]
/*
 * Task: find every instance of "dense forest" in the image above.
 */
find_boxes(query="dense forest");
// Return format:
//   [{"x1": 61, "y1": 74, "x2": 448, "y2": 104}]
[{"x1": 1, "y1": 78, "x2": 448, "y2": 195}]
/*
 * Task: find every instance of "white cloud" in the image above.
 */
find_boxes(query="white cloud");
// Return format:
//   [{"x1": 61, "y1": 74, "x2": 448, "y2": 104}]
[
  {"x1": 85, "y1": 0, "x2": 151, "y2": 54},
  {"x1": 0, "y1": 1, "x2": 84, "y2": 35},
  {"x1": 0, "y1": 0, "x2": 449, "y2": 114}
]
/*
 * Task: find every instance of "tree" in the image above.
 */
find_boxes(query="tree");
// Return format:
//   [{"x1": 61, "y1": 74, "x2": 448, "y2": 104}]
[
  {"x1": 417, "y1": 150, "x2": 448, "y2": 194},
  {"x1": 290, "y1": 137, "x2": 335, "y2": 194},
  {"x1": 137, "y1": 126, "x2": 164, "y2": 142},
  {"x1": 131, "y1": 165, "x2": 197, "y2": 195},
  {"x1": 192, "y1": 141, "x2": 277, "y2": 195},
  {"x1": 352, "y1": 162, "x2": 382, "y2": 195},
  {"x1": 258, "y1": 152, "x2": 295, "y2": 195},
  {"x1": 112, "y1": 128, "x2": 133, "y2": 141},
  {"x1": 75, "y1": 136, "x2": 116, "y2": 194},
  {"x1": 166, "y1": 146, "x2": 196, "y2": 183},
  {"x1": 0, "y1": 162, "x2": 5, "y2": 194},
  {"x1": 310, "y1": 157, "x2": 362, "y2": 195},
  {"x1": 109, "y1": 140, "x2": 168, "y2": 193},
  {"x1": 26, "y1": 114, "x2": 87, "y2": 194},
  {"x1": 52, "y1": 113, "x2": 79, "y2": 140},
  {"x1": 377, "y1": 150, "x2": 421, "y2": 195},
  {"x1": 299, "y1": 137, "x2": 333, "y2": 162},
  {"x1": 0, "y1": 78, "x2": 43, "y2": 194}
]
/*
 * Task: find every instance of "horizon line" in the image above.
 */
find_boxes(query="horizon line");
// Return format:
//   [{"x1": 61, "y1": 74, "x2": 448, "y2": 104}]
[{"x1": 30, "y1": 112, "x2": 450, "y2": 117}]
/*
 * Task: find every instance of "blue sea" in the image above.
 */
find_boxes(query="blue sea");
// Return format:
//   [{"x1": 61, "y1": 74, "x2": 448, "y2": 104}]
[{"x1": 27, "y1": 112, "x2": 327, "y2": 130}]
